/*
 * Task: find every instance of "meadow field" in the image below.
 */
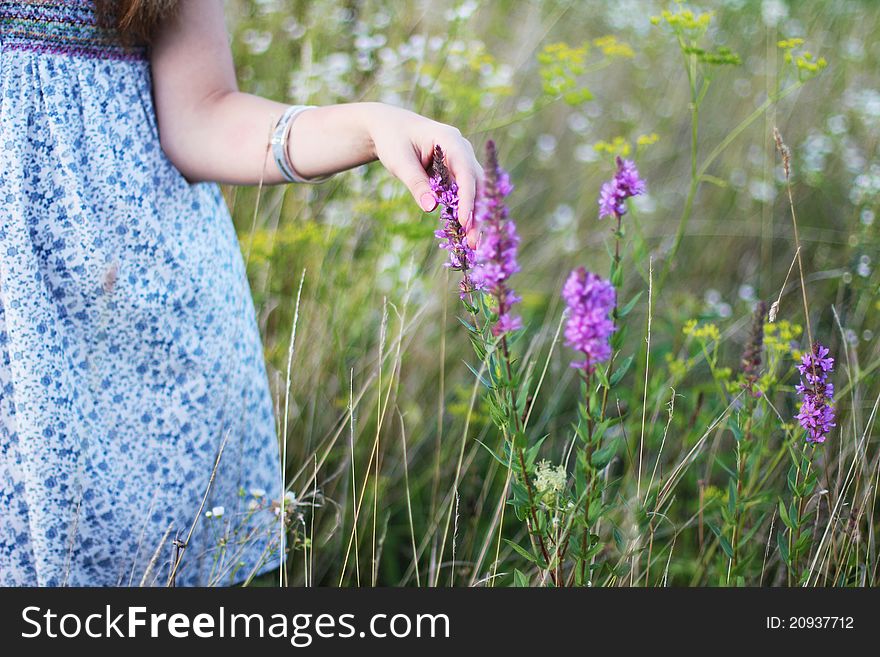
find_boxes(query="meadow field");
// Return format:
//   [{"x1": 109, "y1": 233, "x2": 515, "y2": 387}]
[{"x1": 220, "y1": 0, "x2": 880, "y2": 586}]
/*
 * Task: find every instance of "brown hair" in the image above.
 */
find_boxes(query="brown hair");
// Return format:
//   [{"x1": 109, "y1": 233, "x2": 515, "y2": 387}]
[{"x1": 95, "y1": 0, "x2": 180, "y2": 44}]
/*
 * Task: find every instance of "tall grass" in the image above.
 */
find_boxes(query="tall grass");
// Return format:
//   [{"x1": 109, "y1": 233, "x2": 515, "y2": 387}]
[{"x1": 212, "y1": 0, "x2": 880, "y2": 586}]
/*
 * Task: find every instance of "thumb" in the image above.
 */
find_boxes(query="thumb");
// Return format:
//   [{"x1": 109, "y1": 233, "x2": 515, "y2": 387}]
[{"x1": 397, "y1": 159, "x2": 438, "y2": 213}]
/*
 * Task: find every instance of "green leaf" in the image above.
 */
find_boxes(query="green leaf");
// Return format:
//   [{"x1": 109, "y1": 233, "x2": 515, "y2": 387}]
[
  {"x1": 574, "y1": 419, "x2": 590, "y2": 444},
  {"x1": 591, "y1": 437, "x2": 619, "y2": 469},
  {"x1": 503, "y1": 539, "x2": 547, "y2": 569},
  {"x1": 715, "y1": 457, "x2": 736, "y2": 479},
  {"x1": 510, "y1": 481, "x2": 530, "y2": 507},
  {"x1": 591, "y1": 418, "x2": 611, "y2": 444},
  {"x1": 476, "y1": 439, "x2": 512, "y2": 468},
  {"x1": 513, "y1": 569, "x2": 530, "y2": 587},
  {"x1": 777, "y1": 529, "x2": 790, "y2": 565},
  {"x1": 574, "y1": 456, "x2": 587, "y2": 497},
  {"x1": 594, "y1": 364, "x2": 610, "y2": 389},
  {"x1": 485, "y1": 356, "x2": 500, "y2": 387},
  {"x1": 587, "y1": 500, "x2": 605, "y2": 525},
  {"x1": 585, "y1": 536, "x2": 604, "y2": 559},
  {"x1": 727, "y1": 477, "x2": 737, "y2": 517},
  {"x1": 787, "y1": 464, "x2": 798, "y2": 494},
  {"x1": 516, "y1": 376, "x2": 532, "y2": 417},
  {"x1": 729, "y1": 420, "x2": 743, "y2": 443},
  {"x1": 610, "y1": 325, "x2": 628, "y2": 350},
  {"x1": 777, "y1": 499, "x2": 794, "y2": 530},
  {"x1": 612, "y1": 526, "x2": 625, "y2": 552},
  {"x1": 794, "y1": 531, "x2": 812, "y2": 554},
  {"x1": 643, "y1": 490, "x2": 658, "y2": 514},
  {"x1": 463, "y1": 361, "x2": 490, "y2": 388},
  {"x1": 610, "y1": 354, "x2": 634, "y2": 386},
  {"x1": 802, "y1": 476, "x2": 818, "y2": 497},
  {"x1": 525, "y1": 435, "x2": 549, "y2": 468},
  {"x1": 611, "y1": 263, "x2": 623, "y2": 288},
  {"x1": 618, "y1": 292, "x2": 643, "y2": 318},
  {"x1": 708, "y1": 522, "x2": 734, "y2": 559}
]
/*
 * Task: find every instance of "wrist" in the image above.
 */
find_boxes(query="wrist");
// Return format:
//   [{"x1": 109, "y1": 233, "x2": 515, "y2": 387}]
[
  {"x1": 278, "y1": 105, "x2": 333, "y2": 184},
  {"x1": 357, "y1": 102, "x2": 385, "y2": 161}
]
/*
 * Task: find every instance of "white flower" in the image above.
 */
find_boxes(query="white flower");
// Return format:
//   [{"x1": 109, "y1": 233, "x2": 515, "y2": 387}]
[
  {"x1": 283, "y1": 491, "x2": 297, "y2": 505},
  {"x1": 211, "y1": 506, "x2": 225, "y2": 518},
  {"x1": 760, "y1": 0, "x2": 788, "y2": 27},
  {"x1": 250, "y1": 487, "x2": 267, "y2": 498},
  {"x1": 738, "y1": 284, "x2": 755, "y2": 302},
  {"x1": 534, "y1": 460, "x2": 567, "y2": 505}
]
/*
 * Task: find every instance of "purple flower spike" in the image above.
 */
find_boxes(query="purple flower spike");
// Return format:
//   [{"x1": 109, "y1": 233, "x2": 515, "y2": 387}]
[
  {"x1": 598, "y1": 156, "x2": 646, "y2": 220},
  {"x1": 430, "y1": 145, "x2": 475, "y2": 299},
  {"x1": 794, "y1": 342, "x2": 836, "y2": 444},
  {"x1": 472, "y1": 140, "x2": 522, "y2": 336},
  {"x1": 562, "y1": 268, "x2": 616, "y2": 373}
]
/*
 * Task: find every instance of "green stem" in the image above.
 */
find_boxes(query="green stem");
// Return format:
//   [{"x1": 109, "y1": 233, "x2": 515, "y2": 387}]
[
  {"x1": 600, "y1": 214, "x2": 623, "y2": 417},
  {"x1": 788, "y1": 444, "x2": 815, "y2": 586},
  {"x1": 657, "y1": 81, "x2": 803, "y2": 290},
  {"x1": 499, "y1": 329, "x2": 556, "y2": 585},
  {"x1": 731, "y1": 411, "x2": 753, "y2": 576},
  {"x1": 579, "y1": 371, "x2": 596, "y2": 586}
]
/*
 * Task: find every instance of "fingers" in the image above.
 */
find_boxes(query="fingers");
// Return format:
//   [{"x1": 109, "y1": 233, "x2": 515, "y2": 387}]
[
  {"x1": 396, "y1": 156, "x2": 438, "y2": 213},
  {"x1": 384, "y1": 120, "x2": 483, "y2": 252},
  {"x1": 446, "y1": 144, "x2": 483, "y2": 249}
]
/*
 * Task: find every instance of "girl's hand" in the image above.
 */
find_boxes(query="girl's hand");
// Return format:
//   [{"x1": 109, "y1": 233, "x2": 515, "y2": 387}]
[
  {"x1": 364, "y1": 104, "x2": 484, "y2": 247},
  {"x1": 151, "y1": 1, "x2": 481, "y2": 239}
]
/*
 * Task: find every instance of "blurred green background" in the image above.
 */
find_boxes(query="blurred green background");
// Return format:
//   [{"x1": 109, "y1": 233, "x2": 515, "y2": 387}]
[{"x1": 221, "y1": 0, "x2": 879, "y2": 585}]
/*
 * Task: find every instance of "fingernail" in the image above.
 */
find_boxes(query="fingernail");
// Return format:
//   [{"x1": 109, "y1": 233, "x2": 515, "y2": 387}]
[{"x1": 420, "y1": 192, "x2": 437, "y2": 212}]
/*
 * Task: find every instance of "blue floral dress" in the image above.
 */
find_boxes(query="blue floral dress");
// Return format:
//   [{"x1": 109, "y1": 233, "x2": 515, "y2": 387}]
[{"x1": 0, "y1": 1, "x2": 283, "y2": 586}]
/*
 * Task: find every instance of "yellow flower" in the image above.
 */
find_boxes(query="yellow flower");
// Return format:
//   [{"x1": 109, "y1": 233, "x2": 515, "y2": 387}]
[
  {"x1": 538, "y1": 41, "x2": 593, "y2": 103},
  {"x1": 777, "y1": 37, "x2": 828, "y2": 76},
  {"x1": 764, "y1": 320, "x2": 802, "y2": 358},
  {"x1": 795, "y1": 53, "x2": 828, "y2": 74},
  {"x1": 593, "y1": 136, "x2": 631, "y2": 157},
  {"x1": 703, "y1": 485, "x2": 723, "y2": 504},
  {"x1": 653, "y1": 6, "x2": 712, "y2": 32},
  {"x1": 666, "y1": 352, "x2": 689, "y2": 380},
  {"x1": 683, "y1": 319, "x2": 720, "y2": 342},
  {"x1": 593, "y1": 35, "x2": 634, "y2": 59},
  {"x1": 777, "y1": 38, "x2": 805, "y2": 50}
]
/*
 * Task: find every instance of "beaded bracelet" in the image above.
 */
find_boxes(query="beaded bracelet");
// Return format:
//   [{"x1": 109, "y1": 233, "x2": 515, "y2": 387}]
[{"x1": 270, "y1": 105, "x2": 332, "y2": 184}]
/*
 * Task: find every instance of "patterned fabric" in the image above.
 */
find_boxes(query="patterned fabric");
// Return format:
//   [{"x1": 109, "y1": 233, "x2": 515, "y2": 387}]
[
  {"x1": 0, "y1": 1, "x2": 284, "y2": 586},
  {"x1": 0, "y1": 0, "x2": 146, "y2": 60}
]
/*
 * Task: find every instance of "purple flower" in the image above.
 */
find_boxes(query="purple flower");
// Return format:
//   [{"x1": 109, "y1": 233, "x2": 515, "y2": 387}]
[
  {"x1": 430, "y1": 145, "x2": 475, "y2": 299},
  {"x1": 472, "y1": 141, "x2": 522, "y2": 336},
  {"x1": 794, "y1": 343, "x2": 836, "y2": 444},
  {"x1": 561, "y1": 268, "x2": 616, "y2": 372},
  {"x1": 598, "y1": 156, "x2": 646, "y2": 220}
]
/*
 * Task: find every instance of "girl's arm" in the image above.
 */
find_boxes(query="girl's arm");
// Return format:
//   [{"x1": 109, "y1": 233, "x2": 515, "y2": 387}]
[{"x1": 150, "y1": 0, "x2": 482, "y2": 236}]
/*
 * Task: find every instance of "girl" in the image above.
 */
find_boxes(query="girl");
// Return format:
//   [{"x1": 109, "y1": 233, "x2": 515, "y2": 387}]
[{"x1": 0, "y1": 0, "x2": 482, "y2": 586}]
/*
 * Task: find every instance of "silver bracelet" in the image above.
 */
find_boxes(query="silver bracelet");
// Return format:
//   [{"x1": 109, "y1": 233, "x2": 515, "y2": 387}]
[{"x1": 270, "y1": 105, "x2": 331, "y2": 184}]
